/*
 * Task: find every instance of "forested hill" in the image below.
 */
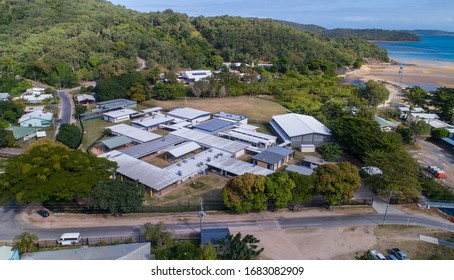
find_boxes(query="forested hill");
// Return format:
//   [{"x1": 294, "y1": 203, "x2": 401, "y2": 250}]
[
  {"x1": 0, "y1": 0, "x2": 387, "y2": 87},
  {"x1": 276, "y1": 20, "x2": 420, "y2": 41}
]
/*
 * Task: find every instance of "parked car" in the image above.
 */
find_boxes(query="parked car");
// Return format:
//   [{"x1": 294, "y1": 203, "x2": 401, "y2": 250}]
[
  {"x1": 370, "y1": 250, "x2": 386, "y2": 260},
  {"x1": 386, "y1": 254, "x2": 398, "y2": 260},
  {"x1": 37, "y1": 209, "x2": 49, "y2": 218},
  {"x1": 391, "y1": 248, "x2": 410, "y2": 260}
]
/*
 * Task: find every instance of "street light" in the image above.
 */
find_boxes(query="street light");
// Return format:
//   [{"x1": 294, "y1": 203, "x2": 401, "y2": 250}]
[
  {"x1": 198, "y1": 197, "x2": 206, "y2": 232},
  {"x1": 382, "y1": 189, "x2": 393, "y2": 225}
]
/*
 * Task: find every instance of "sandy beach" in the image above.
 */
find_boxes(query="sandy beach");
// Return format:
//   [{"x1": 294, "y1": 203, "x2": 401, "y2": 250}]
[{"x1": 343, "y1": 60, "x2": 454, "y2": 92}]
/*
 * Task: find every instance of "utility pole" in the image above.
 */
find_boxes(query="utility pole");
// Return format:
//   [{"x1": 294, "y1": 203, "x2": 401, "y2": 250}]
[
  {"x1": 198, "y1": 197, "x2": 206, "y2": 232},
  {"x1": 382, "y1": 189, "x2": 393, "y2": 225}
]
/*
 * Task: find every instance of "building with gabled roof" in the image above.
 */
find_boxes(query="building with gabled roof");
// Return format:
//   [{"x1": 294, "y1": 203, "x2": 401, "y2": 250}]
[
  {"x1": 270, "y1": 113, "x2": 331, "y2": 148},
  {"x1": 107, "y1": 124, "x2": 162, "y2": 143},
  {"x1": 0, "y1": 92, "x2": 10, "y2": 101},
  {"x1": 252, "y1": 146, "x2": 294, "y2": 171},
  {"x1": 193, "y1": 119, "x2": 234, "y2": 134},
  {"x1": 18, "y1": 111, "x2": 53, "y2": 127},
  {"x1": 167, "y1": 107, "x2": 211, "y2": 124},
  {"x1": 6, "y1": 126, "x2": 40, "y2": 141},
  {"x1": 103, "y1": 108, "x2": 137, "y2": 123},
  {"x1": 131, "y1": 114, "x2": 174, "y2": 131}
]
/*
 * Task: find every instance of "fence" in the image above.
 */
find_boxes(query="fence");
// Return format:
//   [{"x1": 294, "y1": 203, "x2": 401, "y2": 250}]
[{"x1": 289, "y1": 198, "x2": 374, "y2": 211}]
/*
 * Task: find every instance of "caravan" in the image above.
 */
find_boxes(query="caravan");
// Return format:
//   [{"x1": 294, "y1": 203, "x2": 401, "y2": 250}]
[{"x1": 57, "y1": 233, "x2": 81, "y2": 246}]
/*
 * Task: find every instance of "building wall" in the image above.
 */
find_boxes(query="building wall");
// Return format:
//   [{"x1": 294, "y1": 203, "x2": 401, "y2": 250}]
[
  {"x1": 104, "y1": 115, "x2": 131, "y2": 123},
  {"x1": 255, "y1": 160, "x2": 268, "y2": 169},
  {"x1": 191, "y1": 115, "x2": 211, "y2": 124},
  {"x1": 290, "y1": 133, "x2": 330, "y2": 147}
]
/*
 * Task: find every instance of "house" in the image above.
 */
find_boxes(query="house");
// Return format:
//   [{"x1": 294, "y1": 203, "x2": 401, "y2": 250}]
[
  {"x1": 21, "y1": 87, "x2": 53, "y2": 103},
  {"x1": 398, "y1": 106, "x2": 425, "y2": 119},
  {"x1": 213, "y1": 112, "x2": 248, "y2": 124},
  {"x1": 192, "y1": 119, "x2": 234, "y2": 134},
  {"x1": 201, "y1": 228, "x2": 230, "y2": 245},
  {"x1": 270, "y1": 113, "x2": 331, "y2": 148},
  {"x1": 0, "y1": 246, "x2": 20, "y2": 260},
  {"x1": 76, "y1": 94, "x2": 96, "y2": 106},
  {"x1": 24, "y1": 106, "x2": 46, "y2": 113},
  {"x1": 0, "y1": 92, "x2": 10, "y2": 101},
  {"x1": 102, "y1": 108, "x2": 137, "y2": 123},
  {"x1": 251, "y1": 146, "x2": 294, "y2": 171},
  {"x1": 167, "y1": 107, "x2": 211, "y2": 124},
  {"x1": 18, "y1": 111, "x2": 53, "y2": 127},
  {"x1": 6, "y1": 126, "x2": 40, "y2": 141},
  {"x1": 180, "y1": 70, "x2": 212, "y2": 83},
  {"x1": 22, "y1": 243, "x2": 151, "y2": 260},
  {"x1": 131, "y1": 114, "x2": 174, "y2": 131},
  {"x1": 407, "y1": 112, "x2": 439, "y2": 123},
  {"x1": 107, "y1": 124, "x2": 162, "y2": 143},
  {"x1": 374, "y1": 115, "x2": 397, "y2": 132}
]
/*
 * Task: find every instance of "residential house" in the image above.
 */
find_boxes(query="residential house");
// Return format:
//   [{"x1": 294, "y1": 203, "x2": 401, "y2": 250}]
[
  {"x1": 24, "y1": 106, "x2": 45, "y2": 113},
  {"x1": 18, "y1": 111, "x2": 53, "y2": 127},
  {"x1": 374, "y1": 115, "x2": 397, "y2": 132},
  {"x1": 21, "y1": 87, "x2": 53, "y2": 103},
  {"x1": 251, "y1": 146, "x2": 294, "y2": 171},
  {"x1": 0, "y1": 92, "x2": 10, "y2": 101},
  {"x1": 76, "y1": 94, "x2": 96, "y2": 106},
  {"x1": 179, "y1": 70, "x2": 212, "y2": 83},
  {"x1": 6, "y1": 126, "x2": 40, "y2": 141}
]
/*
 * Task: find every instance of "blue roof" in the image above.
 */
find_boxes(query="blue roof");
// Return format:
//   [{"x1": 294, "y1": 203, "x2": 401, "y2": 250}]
[
  {"x1": 265, "y1": 146, "x2": 294, "y2": 156},
  {"x1": 201, "y1": 228, "x2": 230, "y2": 245},
  {"x1": 193, "y1": 119, "x2": 234, "y2": 133},
  {"x1": 442, "y1": 137, "x2": 454, "y2": 146},
  {"x1": 252, "y1": 146, "x2": 294, "y2": 165}
]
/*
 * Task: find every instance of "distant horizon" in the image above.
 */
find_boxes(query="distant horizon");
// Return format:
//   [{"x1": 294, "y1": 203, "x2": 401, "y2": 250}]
[{"x1": 108, "y1": 0, "x2": 454, "y2": 32}]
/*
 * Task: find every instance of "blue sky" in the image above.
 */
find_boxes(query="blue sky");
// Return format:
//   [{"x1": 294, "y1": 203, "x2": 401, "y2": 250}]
[{"x1": 109, "y1": 0, "x2": 454, "y2": 31}]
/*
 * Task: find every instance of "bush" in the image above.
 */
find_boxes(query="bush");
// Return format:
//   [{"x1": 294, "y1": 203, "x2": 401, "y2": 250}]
[{"x1": 96, "y1": 240, "x2": 109, "y2": 247}]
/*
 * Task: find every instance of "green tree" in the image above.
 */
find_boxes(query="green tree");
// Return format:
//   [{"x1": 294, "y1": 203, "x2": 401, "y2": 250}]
[
  {"x1": 0, "y1": 100, "x2": 24, "y2": 122},
  {"x1": 128, "y1": 82, "x2": 147, "y2": 102},
  {"x1": 265, "y1": 172, "x2": 295, "y2": 208},
  {"x1": 223, "y1": 173, "x2": 267, "y2": 213},
  {"x1": 0, "y1": 139, "x2": 116, "y2": 203},
  {"x1": 218, "y1": 232, "x2": 264, "y2": 260},
  {"x1": 74, "y1": 105, "x2": 87, "y2": 118},
  {"x1": 409, "y1": 120, "x2": 431, "y2": 142},
  {"x1": 0, "y1": 127, "x2": 16, "y2": 147},
  {"x1": 56, "y1": 123, "x2": 82, "y2": 149},
  {"x1": 395, "y1": 125, "x2": 415, "y2": 145},
  {"x1": 313, "y1": 162, "x2": 361, "y2": 205},
  {"x1": 431, "y1": 127, "x2": 449, "y2": 140},
  {"x1": 12, "y1": 232, "x2": 39, "y2": 255},
  {"x1": 357, "y1": 80, "x2": 390, "y2": 107},
  {"x1": 403, "y1": 86, "x2": 427, "y2": 108},
  {"x1": 152, "y1": 83, "x2": 188, "y2": 100},
  {"x1": 355, "y1": 250, "x2": 375, "y2": 260},
  {"x1": 364, "y1": 149, "x2": 421, "y2": 199},
  {"x1": 287, "y1": 172, "x2": 314, "y2": 204},
  {"x1": 430, "y1": 87, "x2": 454, "y2": 122},
  {"x1": 316, "y1": 143, "x2": 343, "y2": 162},
  {"x1": 202, "y1": 242, "x2": 218, "y2": 260},
  {"x1": 88, "y1": 178, "x2": 144, "y2": 215},
  {"x1": 143, "y1": 222, "x2": 174, "y2": 251},
  {"x1": 156, "y1": 241, "x2": 203, "y2": 260}
]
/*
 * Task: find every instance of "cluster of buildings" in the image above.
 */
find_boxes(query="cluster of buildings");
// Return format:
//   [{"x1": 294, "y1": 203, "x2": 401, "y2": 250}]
[{"x1": 96, "y1": 104, "x2": 332, "y2": 197}]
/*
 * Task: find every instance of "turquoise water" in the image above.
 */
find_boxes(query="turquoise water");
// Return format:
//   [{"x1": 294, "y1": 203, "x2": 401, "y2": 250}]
[{"x1": 376, "y1": 36, "x2": 454, "y2": 63}]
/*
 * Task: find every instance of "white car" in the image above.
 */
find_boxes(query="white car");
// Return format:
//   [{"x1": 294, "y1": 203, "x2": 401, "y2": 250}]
[{"x1": 370, "y1": 250, "x2": 386, "y2": 260}]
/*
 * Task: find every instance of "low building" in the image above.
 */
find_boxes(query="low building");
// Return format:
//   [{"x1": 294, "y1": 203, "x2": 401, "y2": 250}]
[
  {"x1": 220, "y1": 127, "x2": 277, "y2": 148},
  {"x1": 407, "y1": 112, "x2": 439, "y2": 123},
  {"x1": 131, "y1": 114, "x2": 174, "y2": 131},
  {"x1": 163, "y1": 141, "x2": 202, "y2": 162},
  {"x1": 180, "y1": 70, "x2": 213, "y2": 83},
  {"x1": 285, "y1": 164, "x2": 314, "y2": 176},
  {"x1": 122, "y1": 135, "x2": 185, "y2": 159},
  {"x1": 270, "y1": 113, "x2": 331, "y2": 148},
  {"x1": 302, "y1": 155, "x2": 336, "y2": 169},
  {"x1": 0, "y1": 246, "x2": 20, "y2": 260},
  {"x1": 24, "y1": 106, "x2": 46, "y2": 114},
  {"x1": 192, "y1": 119, "x2": 234, "y2": 134},
  {"x1": 207, "y1": 157, "x2": 274, "y2": 177},
  {"x1": 96, "y1": 99, "x2": 137, "y2": 110},
  {"x1": 97, "y1": 135, "x2": 132, "y2": 152},
  {"x1": 22, "y1": 243, "x2": 151, "y2": 260},
  {"x1": 213, "y1": 112, "x2": 248, "y2": 124},
  {"x1": 103, "y1": 108, "x2": 137, "y2": 123},
  {"x1": 374, "y1": 115, "x2": 397, "y2": 132},
  {"x1": 76, "y1": 94, "x2": 96, "y2": 106},
  {"x1": 141, "y1": 107, "x2": 163, "y2": 117},
  {"x1": 251, "y1": 146, "x2": 294, "y2": 171},
  {"x1": 21, "y1": 87, "x2": 53, "y2": 103},
  {"x1": 18, "y1": 111, "x2": 53, "y2": 127},
  {"x1": 201, "y1": 228, "x2": 230, "y2": 245},
  {"x1": 107, "y1": 124, "x2": 162, "y2": 143},
  {"x1": 0, "y1": 92, "x2": 10, "y2": 101},
  {"x1": 6, "y1": 126, "x2": 40, "y2": 141},
  {"x1": 167, "y1": 107, "x2": 211, "y2": 124},
  {"x1": 398, "y1": 106, "x2": 425, "y2": 119}
]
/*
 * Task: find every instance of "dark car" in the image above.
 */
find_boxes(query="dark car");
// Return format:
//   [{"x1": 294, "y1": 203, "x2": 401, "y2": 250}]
[
  {"x1": 391, "y1": 248, "x2": 409, "y2": 260},
  {"x1": 37, "y1": 209, "x2": 50, "y2": 218}
]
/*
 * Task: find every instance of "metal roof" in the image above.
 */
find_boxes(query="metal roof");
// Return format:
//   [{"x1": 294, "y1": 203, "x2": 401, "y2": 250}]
[
  {"x1": 22, "y1": 243, "x2": 150, "y2": 260},
  {"x1": 96, "y1": 99, "x2": 137, "y2": 109},
  {"x1": 99, "y1": 151, "x2": 180, "y2": 191},
  {"x1": 0, "y1": 93, "x2": 10, "y2": 99},
  {"x1": 122, "y1": 135, "x2": 185, "y2": 158},
  {"x1": 221, "y1": 130, "x2": 262, "y2": 144},
  {"x1": 170, "y1": 128, "x2": 248, "y2": 154},
  {"x1": 442, "y1": 138, "x2": 454, "y2": 146},
  {"x1": 131, "y1": 114, "x2": 174, "y2": 128},
  {"x1": 411, "y1": 113, "x2": 439, "y2": 119},
  {"x1": 99, "y1": 135, "x2": 132, "y2": 149},
  {"x1": 168, "y1": 107, "x2": 211, "y2": 120},
  {"x1": 102, "y1": 108, "x2": 137, "y2": 118},
  {"x1": 193, "y1": 119, "x2": 234, "y2": 133},
  {"x1": 213, "y1": 112, "x2": 247, "y2": 122},
  {"x1": 18, "y1": 111, "x2": 53, "y2": 123},
  {"x1": 271, "y1": 113, "x2": 331, "y2": 138},
  {"x1": 107, "y1": 124, "x2": 162, "y2": 143},
  {"x1": 231, "y1": 127, "x2": 277, "y2": 141},
  {"x1": 207, "y1": 157, "x2": 274, "y2": 176},
  {"x1": 374, "y1": 115, "x2": 397, "y2": 128},
  {"x1": 286, "y1": 165, "x2": 314, "y2": 175},
  {"x1": 201, "y1": 228, "x2": 230, "y2": 245},
  {"x1": 164, "y1": 141, "x2": 201, "y2": 158},
  {"x1": 251, "y1": 147, "x2": 293, "y2": 165},
  {"x1": 6, "y1": 126, "x2": 40, "y2": 140},
  {"x1": 266, "y1": 146, "x2": 294, "y2": 156},
  {"x1": 76, "y1": 94, "x2": 96, "y2": 102},
  {"x1": 141, "y1": 107, "x2": 163, "y2": 113}
]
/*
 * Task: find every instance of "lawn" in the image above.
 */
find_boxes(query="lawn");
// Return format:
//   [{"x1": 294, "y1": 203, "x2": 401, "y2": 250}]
[
  {"x1": 151, "y1": 95, "x2": 290, "y2": 122},
  {"x1": 81, "y1": 118, "x2": 108, "y2": 152}
]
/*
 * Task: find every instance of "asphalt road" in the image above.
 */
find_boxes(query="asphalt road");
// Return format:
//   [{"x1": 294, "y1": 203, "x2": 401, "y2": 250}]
[{"x1": 57, "y1": 90, "x2": 73, "y2": 124}]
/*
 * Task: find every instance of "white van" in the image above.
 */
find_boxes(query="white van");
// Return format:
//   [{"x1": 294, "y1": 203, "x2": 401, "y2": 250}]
[{"x1": 57, "y1": 233, "x2": 81, "y2": 246}]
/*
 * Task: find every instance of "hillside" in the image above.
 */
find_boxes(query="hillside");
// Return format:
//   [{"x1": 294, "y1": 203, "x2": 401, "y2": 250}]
[
  {"x1": 276, "y1": 20, "x2": 420, "y2": 41},
  {"x1": 0, "y1": 0, "x2": 388, "y2": 87},
  {"x1": 404, "y1": 30, "x2": 454, "y2": 36}
]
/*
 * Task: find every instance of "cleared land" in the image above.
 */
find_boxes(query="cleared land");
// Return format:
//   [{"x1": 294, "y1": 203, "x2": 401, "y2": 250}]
[
  {"x1": 81, "y1": 118, "x2": 108, "y2": 151},
  {"x1": 152, "y1": 95, "x2": 290, "y2": 121}
]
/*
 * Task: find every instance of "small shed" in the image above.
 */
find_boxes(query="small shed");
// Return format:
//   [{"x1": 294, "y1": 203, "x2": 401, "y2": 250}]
[{"x1": 201, "y1": 228, "x2": 230, "y2": 245}]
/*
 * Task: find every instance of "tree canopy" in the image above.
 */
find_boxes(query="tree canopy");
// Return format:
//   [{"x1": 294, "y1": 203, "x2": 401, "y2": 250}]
[
  {"x1": 223, "y1": 173, "x2": 268, "y2": 213},
  {"x1": 218, "y1": 232, "x2": 264, "y2": 260},
  {"x1": 357, "y1": 80, "x2": 390, "y2": 108},
  {"x1": 0, "y1": 139, "x2": 117, "y2": 203},
  {"x1": 56, "y1": 123, "x2": 82, "y2": 149}
]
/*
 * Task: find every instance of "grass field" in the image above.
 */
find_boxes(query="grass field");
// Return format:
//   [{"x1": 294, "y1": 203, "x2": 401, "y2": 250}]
[
  {"x1": 151, "y1": 95, "x2": 290, "y2": 121},
  {"x1": 81, "y1": 118, "x2": 108, "y2": 151}
]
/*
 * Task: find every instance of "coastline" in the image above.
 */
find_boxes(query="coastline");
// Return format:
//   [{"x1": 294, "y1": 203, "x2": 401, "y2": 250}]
[{"x1": 342, "y1": 59, "x2": 454, "y2": 92}]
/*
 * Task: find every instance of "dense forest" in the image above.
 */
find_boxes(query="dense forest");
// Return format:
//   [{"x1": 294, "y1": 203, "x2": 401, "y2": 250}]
[
  {"x1": 276, "y1": 20, "x2": 420, "y2": 41},
  {"x1": 0, "y1": 0, "x2": 388, "y2": 87}
]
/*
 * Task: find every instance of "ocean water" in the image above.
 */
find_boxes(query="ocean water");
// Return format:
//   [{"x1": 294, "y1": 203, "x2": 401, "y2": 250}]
[{"x1": 376, "y1": 36, "x2": 454, "y2": 63}]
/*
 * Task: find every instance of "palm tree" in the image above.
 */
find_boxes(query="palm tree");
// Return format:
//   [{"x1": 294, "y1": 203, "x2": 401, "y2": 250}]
[{"x1": 12, "y1": 232, "x2": 39, "y2": 255}]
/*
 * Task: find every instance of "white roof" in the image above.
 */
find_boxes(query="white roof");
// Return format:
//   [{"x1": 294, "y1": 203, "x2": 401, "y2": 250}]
[
  {"x1": 168, "y1": 107, "x2": 210, "y2": 120},
  {"x1": 99, "y1": 151, "x2": 180, "y2": 191},
  {"x1": 207, "y1": 157, "x2": 274, "y2": 176},
  {"x1": 131, "y1": 114, "x2": 174, "y2": 128},
  {"x1": 103, "y1": 108, "x2": 137, "y2": 118},
  {"x1": 0, "y1": 93, "x2": 10, "y2": 99},
  {"x1": 164, "y1": 142, "x2": 201, "y2": 158},
  {"x1": 19, "y1": 111, "x2": 53, "y2": 123},
  {"x1": 235, "y1": 123, "x2": 259, "y2": 131},
  {"x1": 141, "y1": 107, "x2": 163, "y2": 113},
  {"x1": 170, "y1": 128, "x2": 248, "y2": 154},
  {"x1": 271, "y1": 113, "x2": 331, "y2": 138},
  {"x1": 36, "y1": 131, "x2": 46, "y2": 138},
  {"x1": 107, "y1": 124, "x2": 161, "y2": 143},
  {"x1": 76, "y1": 94, "x2": 96, "y2": 102},
  {"x1": 411, "y1": 113, "x2": 439, "y2": 120},
  {"x1": 231, "y1": 127, "x2": 277, "y2": 141}
]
